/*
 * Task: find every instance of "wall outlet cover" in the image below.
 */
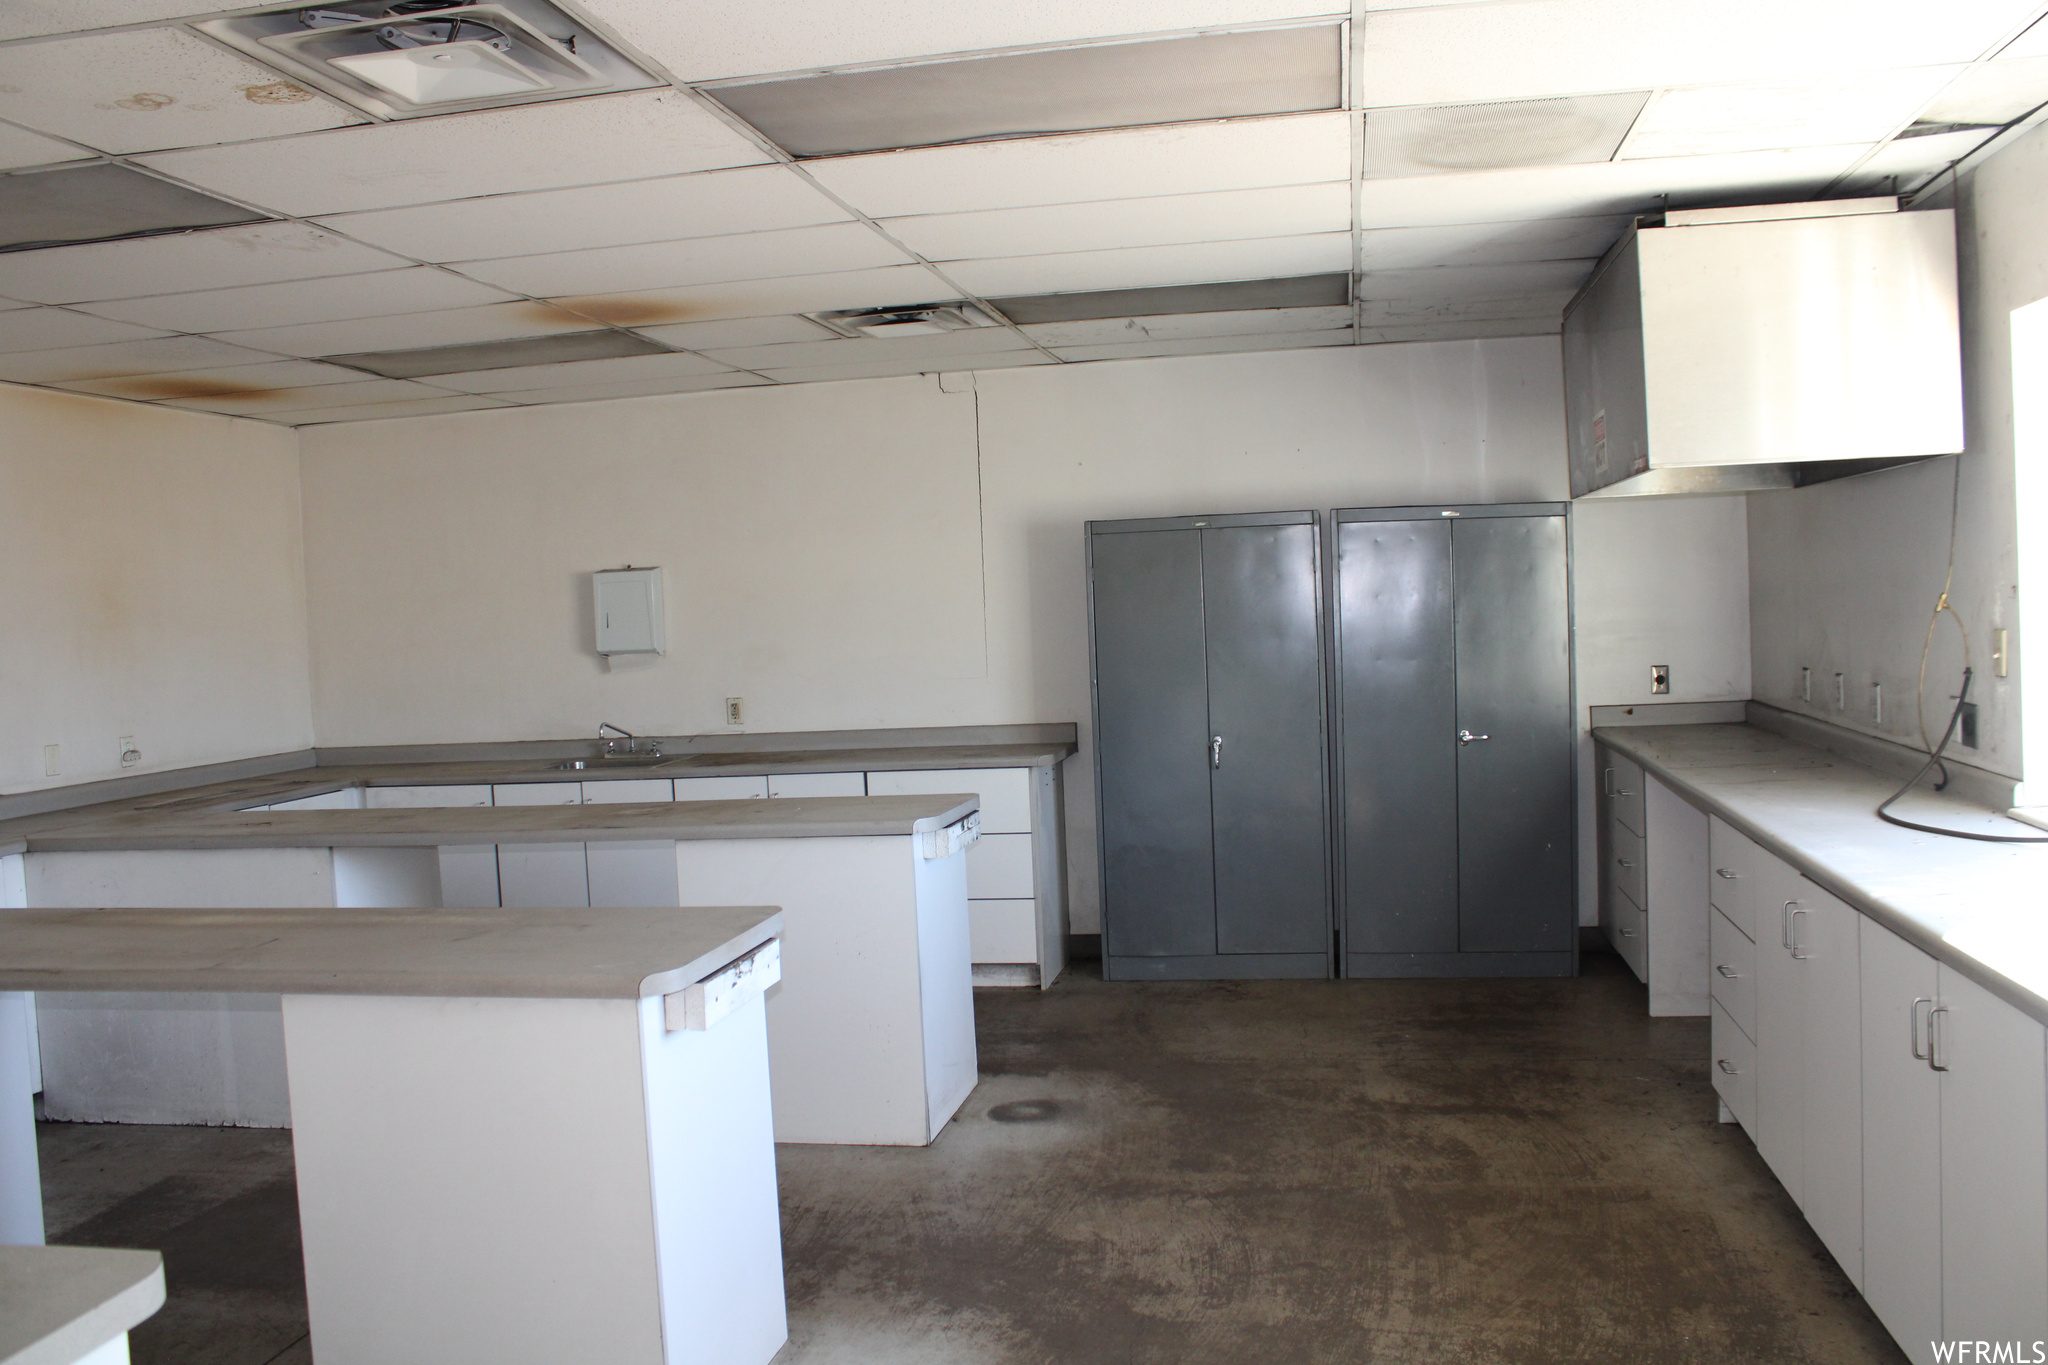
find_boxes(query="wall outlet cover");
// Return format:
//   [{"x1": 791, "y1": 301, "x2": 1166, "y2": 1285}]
[{"x1": 725, "y1": 697, "x2": 744, "y2": 726}]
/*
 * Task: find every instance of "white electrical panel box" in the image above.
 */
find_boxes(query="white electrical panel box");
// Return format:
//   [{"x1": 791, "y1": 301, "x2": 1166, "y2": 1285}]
[{"x1": 593, "y1": 567, "x2": 666, "y2": 656}]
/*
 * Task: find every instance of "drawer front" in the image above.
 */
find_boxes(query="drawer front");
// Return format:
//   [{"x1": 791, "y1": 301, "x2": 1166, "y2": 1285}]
[
  {"x1": 581, "y1": 779, "x2": 673, "y2": 804},
  {"x1": 1710, "y1": 906, "x2": 1757, "y2": 1042},
  {"x1": 1607, "y1": 816, "x2": 1647, "y2": 910},
  {"x1": 1707, "y1": 815, "x2": 1770, "y2": 941},
  {"x1": 1606, "y1": 881, "x2": 1647, "y2": 982},
  {"x1": 969, "y1": 899, "x2": 1038, "y2": 964},
  {"x1": 966, "y1": 833, "x2": 1035, "y2": 899},
  {"x1": 766, "y1": 771, "x2": 866, "y2": 798},
  {"x1": 492, "y1": 781, "x2": 583, "y2": 806},
  {"x1": 1603, "y1": 751, "x2": 1646, "y2": 836},
  {"x1": 672, "y1": 775, "x2": 769, "y2": 801},
  {"x1": 367, "y1": 784, "x2": 493, "y2": 808},
  {"x1": 868, "y1": 767, "x2": 1033, "y2": 834},
  {"x1": 1711, "y1": 998, "x2": 1758, "y2": 1135}
]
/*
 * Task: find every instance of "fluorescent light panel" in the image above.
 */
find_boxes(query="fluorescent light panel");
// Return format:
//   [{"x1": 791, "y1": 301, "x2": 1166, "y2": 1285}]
[
  {"x1": 710, "y1": 24, "x2": 1343, "y2": 158},
  {"x1": 988, "y1": 273, "x2": 1349, "y2": 325},
  {"x1": 1365, "y1": 93, "x2": 1650, "y2": 178},
  {"x1": 326, "y1": 328, "x2": 670, "y2": 378},
  {"x1": 0, "y1": 164, "x2": 266, "y2": 253}
]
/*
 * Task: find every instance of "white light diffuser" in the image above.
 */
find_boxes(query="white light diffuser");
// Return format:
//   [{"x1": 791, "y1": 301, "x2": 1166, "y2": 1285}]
[{"x1": 329, "y1": 39, "x2": 549, "y2": 105}]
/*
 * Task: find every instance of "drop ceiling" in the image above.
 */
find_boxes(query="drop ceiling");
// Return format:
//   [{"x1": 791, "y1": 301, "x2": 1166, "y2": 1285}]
[{"x1": 0, "y1": 0, "x2": 2040, "y2": 425}]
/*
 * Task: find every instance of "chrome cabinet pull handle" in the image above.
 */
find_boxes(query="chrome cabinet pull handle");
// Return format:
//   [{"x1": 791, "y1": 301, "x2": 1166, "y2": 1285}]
[
  {"x1": 1781, "y1": 901, "x2": 1799, "y2": 952},
  {"x1": 1618, "y1": 926, "x2": 1637, "y2": 937},
  {"x1": 1716, "y1": 1059, "x2": 1740, "y2": 1075},
  {"x1": 1458, "y1": 729, "x2": 1490, "y2": 746},
  {"x1": 1910, "y1": 997, "x2": 1934, "y2": 1061},
  {"x1": 1210, "y1": 736, "x2": 1222, "y2": 769},
  {"x1": 1716, "y1": 964, "x2": 1741, "y2": 979},
  {"x1": 1929, "y1": 1005, "x2": 1950, "y2": 1071},
  {"x1": 1715, "y1": 868, "x2": 1738, "y2": 880},
  {"x1": 1603, "y1": 766, "x2": 1614, "y2": 796},
  {"x1": 1616, "y1": 858, "x2": 1636, "y2": 868},
  {"x1": 1788, "y1": 906, "x2": 1812, "y2": 960}
]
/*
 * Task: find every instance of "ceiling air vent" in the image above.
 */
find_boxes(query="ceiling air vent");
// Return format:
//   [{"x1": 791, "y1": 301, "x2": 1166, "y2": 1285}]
[
  {"x1": 198, "y1": 1, "x2": 661, "y2": 120},
  {"x1": 807, "y1": 303, "x2": 1004, "y2": 339}
]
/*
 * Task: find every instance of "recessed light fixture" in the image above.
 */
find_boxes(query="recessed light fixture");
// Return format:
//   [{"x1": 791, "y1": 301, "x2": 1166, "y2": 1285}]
[
  {"x1": 0, "y1": 164, "x2": 266, "y2": 253},
  {"x1": 325, "y1": 328, "x2": 670, "y2": 378},
  {"x1": 1365, "y1": 93, "x2": 1650, "y2": 178},
  {"x1": 198, "y1": 1, "x2": 661, "y2": 120},
  {"x1": 807, "y1": 303, "x2": 1003, "y2": 339},
  {"x1": 987, "y1": 274, "x2": 1350, "y2": 326},
  {"x1": 708, "y1": 23, "x2": 1343, "y2": 158}
]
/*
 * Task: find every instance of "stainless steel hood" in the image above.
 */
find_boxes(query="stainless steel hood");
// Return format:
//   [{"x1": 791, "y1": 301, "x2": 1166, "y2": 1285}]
[{"x1": 1563, "y1": 198, "x2": 1964, "y2": 499}]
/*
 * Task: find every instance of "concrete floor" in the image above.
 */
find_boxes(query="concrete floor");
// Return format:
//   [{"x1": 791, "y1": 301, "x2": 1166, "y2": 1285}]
[{"x1": 38, "y1": 950, "x2": 1904, "y2": 1364}]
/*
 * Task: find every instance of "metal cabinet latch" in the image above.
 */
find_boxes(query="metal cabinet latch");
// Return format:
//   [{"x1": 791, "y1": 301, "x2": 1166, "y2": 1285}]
[
  {"x1": 1458, "y1": 729, "x2": 1490, "y2": 746},
  {"x1": 1211, "y1": 735, "x2": 1223, "y2": 768}
]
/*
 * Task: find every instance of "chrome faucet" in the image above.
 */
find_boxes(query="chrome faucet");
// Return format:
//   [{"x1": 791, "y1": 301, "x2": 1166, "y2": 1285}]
[{"x1": 598, "y1": 722, "x2": 648, "y2": 758}]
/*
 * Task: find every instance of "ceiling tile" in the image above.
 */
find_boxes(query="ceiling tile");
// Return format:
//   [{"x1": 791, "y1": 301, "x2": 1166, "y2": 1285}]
[
  {"x1": 942, "y1": 232, "x2": 1353, "y2": 298},
  {"x1": 0, "y1": 3, "x2": 238, "y2": 41},
  {"x1": 1019, "y1": 304, "x2": 1353, "y2": 346},
  {"x1": 0, "y1": 28, "x2": 360, "y2": 155},
  {"x1": 804, "y1": 111, "x2": 1352, "y2": 218},
  {"x1": 0, "y1": 306, "x2": 165, "y2": 354},
  {"x1": 1359, "y1": 259, "x2": 1596, "y2": 303},
  {"x1": 311, "y1": 164, "x2": 851, "y2": 263},
  {"x1": 579, "y1": 0, "x2": 1343, "y2": 82},
  {"x1": 269, "y1": 394, "x2": 521, "y2": 425},
  {"x1": 633, "y1": 314, "x2": 838, "y2": 349},
  {"x1": 1844, "y1": 130, "x2": 2000, "y2": 193},
  {"x1": 534, "y1": 264, "x2": 955, "y2": 328},
  {"x1": 754, "y1": 351, "x2": 1054, "y2": 384},
  {"x1": 880, "y1": 182, "x2": 1350, "y2": 261},
  {"x1": 1620, "y1": 68, "x2": 1963, "y2": 160},
  {"x1": 422, "y1": 350, "x2": 738, "y2": 394},
  {"x1": 1999, "y1": 14, "x2": 2048, "y2": 59},
  {"x1": 212, "y1": 302, "x2": 601, "y2": 360},
  {"x1": 161, "y1": 377, "x2": 448, "y2": 415},
  {"x1": 1048, "y1": 328, "x2": 1352, "y2": 361},
  {"x1": 0, "y1": 122, "x2": 88, "y2": 171},
  {"x1": 701, "y1": 328, "x2": 1034, "y2": 370},
  {"x1": 0, "y1": 334, "x2": 281, "y2": 383},
  {"x1": 49, "y1": 358, "x2": 382, "y2": 400},
  {"x1": 1923, "y1": 57, "x2": 2048, "y2": 124},
  {"x1": 77, "y1": 268, "x2": 516, "y2": 334},
  {"x1": 449, "y1": 221, "x2": 913, "y2": 297},
  {"x1": 1355, "y1": 145, "x2": 1867, "y2": 230},
  {"x1": 1358, "y1": 0, "x2": 2045, "y2": 107},
  {"x1": 1359, "y1": 215, "x2": 1630, "y2": 270},
  {"x1": 0, "y1": 221, "x2": 410, "y2": 305},
  {"x1": 467, "y1": 373, "x2": 777, "y2": 405},
  {"x1": 1365, "y1": 92, "x2": 1649, "y2": 177},
  {"x1": 136, "y1": 89, "x2": 774, "y2": 217}
]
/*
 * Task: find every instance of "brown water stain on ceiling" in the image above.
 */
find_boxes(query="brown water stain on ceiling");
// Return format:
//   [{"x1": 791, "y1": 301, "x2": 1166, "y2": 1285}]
[
  {"x1": 540, "y1": 295, "x2": 713, "y2": 328},
  {"x1": 90, "y1": 375, "x2": 275, "y2": 401}
]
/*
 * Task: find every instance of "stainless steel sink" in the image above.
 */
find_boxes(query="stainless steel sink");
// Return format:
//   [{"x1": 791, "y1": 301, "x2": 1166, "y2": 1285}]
[{"x1": 551, "y1": 754, "x2": 670, "y2": 770}]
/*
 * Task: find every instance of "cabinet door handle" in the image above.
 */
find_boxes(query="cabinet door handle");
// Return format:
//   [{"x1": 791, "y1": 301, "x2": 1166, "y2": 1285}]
[
  {"x1": 1618, "y1": 926, "x2": 1637, "y2": 938},
  {"x1": 1910, "y1": 997, "x2": 1934, "y2": 1061},
  {"x1": 1458, "y1": 729, "x2": 1490, "y2": 746},
  {"x1": 1787, "y1": 906, "x2": 1812, "y2": 960},
  {"x1": 1928, "y1": 1005, "x2": 1950, "y2": 1071},
  {"x1": 1616, "y1": 858, "x2": 1636, "y2": 869},
  {"x1": 1715, "y1": 868, "x2": 1738, "y2": 880},
  {"x1": 1716, "y1": 964, "x2": 1741, "y2": 979},
  {"x1": 1211, "y1": 735, "x2": 1223, "y2": 769},
  {"x1": 1716, "y1": 1058, "x2": 1741, "y2": 1075}
]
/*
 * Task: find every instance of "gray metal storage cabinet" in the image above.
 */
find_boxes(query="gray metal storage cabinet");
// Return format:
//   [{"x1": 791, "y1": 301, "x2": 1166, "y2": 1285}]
[
  {"x1": 1332, "y1": 503, "x2": 1575, "y2": 977},
  {"x1": 1087, "y1": 511, "x2": 1332, "y2": 980}
]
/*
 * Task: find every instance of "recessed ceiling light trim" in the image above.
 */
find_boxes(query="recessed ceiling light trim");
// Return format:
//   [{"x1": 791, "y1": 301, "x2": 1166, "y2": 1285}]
[
  {"x1": 0, "y1": 163, "x2": 268, "y2": 253},
  {"x1": 706, "y1": 23, "x2": 1344, "y2": 158},
  {"x1": 324, "y1": 327, "x2": 672, "y2": 378},
  {"x1": 987, "y1": 274, "x2": 1351, "y2": 327}
]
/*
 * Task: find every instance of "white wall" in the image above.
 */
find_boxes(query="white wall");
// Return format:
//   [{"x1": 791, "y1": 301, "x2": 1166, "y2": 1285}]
[
  {"x1": 0, "y1": 384, "x2": 313, "y2": 793},
  {"x1": 1747, "y1": 121, "x2": 2048, "y2": 782},
  {"x1": 301, "y1": 336, "x2": 1751, "y2": 931}
]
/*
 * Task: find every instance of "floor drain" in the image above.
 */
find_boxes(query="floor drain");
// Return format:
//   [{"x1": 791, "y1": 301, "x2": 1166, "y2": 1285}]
[{"x1": 987, "y1": 1099, "x2": 1061, "y2": 1123}]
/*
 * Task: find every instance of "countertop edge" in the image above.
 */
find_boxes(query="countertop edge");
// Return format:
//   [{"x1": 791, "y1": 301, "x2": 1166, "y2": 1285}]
[
  {"x1": 1593, "y1": 725, "x2": 2048, "y2": 1031},
  {"x1": 0, "y1": 1247, "x2": 164, "y2": 1365}
]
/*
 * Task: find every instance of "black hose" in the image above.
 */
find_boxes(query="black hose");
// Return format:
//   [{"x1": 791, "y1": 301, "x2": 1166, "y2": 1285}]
[{"x1": 1876, "y1": 667, "x2": 2048, "y2": 842}]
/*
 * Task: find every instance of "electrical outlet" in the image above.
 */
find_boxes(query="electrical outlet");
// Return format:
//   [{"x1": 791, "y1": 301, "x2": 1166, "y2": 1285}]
[
  {"x1": 725, "y1": 697, "x2": 744, "y2": 726},
  {"x1": 119, "y1": 735, "x2": 140, "y2": 767},
  {"x1": 1801, "y1": 667, "x2": 1812, "y2": 703},
  {"x1": 43, "y1": 744, "x2": 59, "y2": 777},
  {"x1": 1650, "y1": 664, "x2": 1670, "y2": 695},
  {"x1": 1873, "y1": 682, "x2": 1884, "y2": 725},
  {"x1": 1959, "y1": 702, "x2": 1980, "y2": 749}
]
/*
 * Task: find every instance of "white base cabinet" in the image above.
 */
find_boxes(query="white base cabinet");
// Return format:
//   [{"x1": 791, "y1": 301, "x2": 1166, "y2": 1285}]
[{"x1": 1596, "y1": 747, "x2": 1708, "y2": 1016}]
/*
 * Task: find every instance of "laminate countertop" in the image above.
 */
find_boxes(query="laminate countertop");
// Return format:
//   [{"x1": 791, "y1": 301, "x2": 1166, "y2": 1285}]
[
  {"x1": 1, "y1": 794, "x2": 980, "y2": 855},
  {"x1": 0, "y1": 905, "x2": 782, "y2": 1000},
  {"x1": 0, "y1": 1245, "x2": 163, "y2": 1365},
  {"x1": 1594, "y1": 722, "x2": 2048, "y2": 1028}
]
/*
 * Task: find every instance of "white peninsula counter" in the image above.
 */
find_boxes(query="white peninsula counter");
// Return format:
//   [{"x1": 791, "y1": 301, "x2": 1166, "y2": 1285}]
[{"x1": 0, "y1": 905, "x2": 786, "y2": 1365}]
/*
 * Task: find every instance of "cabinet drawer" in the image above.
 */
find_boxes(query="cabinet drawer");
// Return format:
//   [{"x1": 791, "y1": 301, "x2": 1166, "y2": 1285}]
[
  {"x1": 367, "y1": 785, "x2": 493, "y2": 808},
  {"x1": 1708, "y1": 816, "x2": 1771, "y2": 941},
  {"x1": 581, "y1": 779, "x2": 673, "y2": 804},
  {"x1": 766, "y1": 771, "x2": 865, "y2": 798},
  {"x1": 1603, "y1": 751, "x2": 1646, "y2": 836},
  {"x1": 1712, "y1": 998, "x2": 1758, "y2": 1135},
  {"x1": 492, "y1": 781, "x2": 583, "y2": 807},
  {"x1": 1607, "y1": 817, "x2": 1646, "y2": 910},
  {"x1": 1605, "y1": 881, "x2": 1647, "y2": 982},
  {"x1": 969, "y1": 899, "x2": 1037, "y2": 964},
  {"x1": 1710, "y1": 906, "x2": 1756, "y2": 1042},
  {"x1": 672, "y1": 775, "x2": 768, "y2": 801},
  {"x1": 868, "y1": 768, "x2": 1033, "y2": 834},
  {"x1": 966, "y1": 833, "x2": 1035, "y2": 899}
]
